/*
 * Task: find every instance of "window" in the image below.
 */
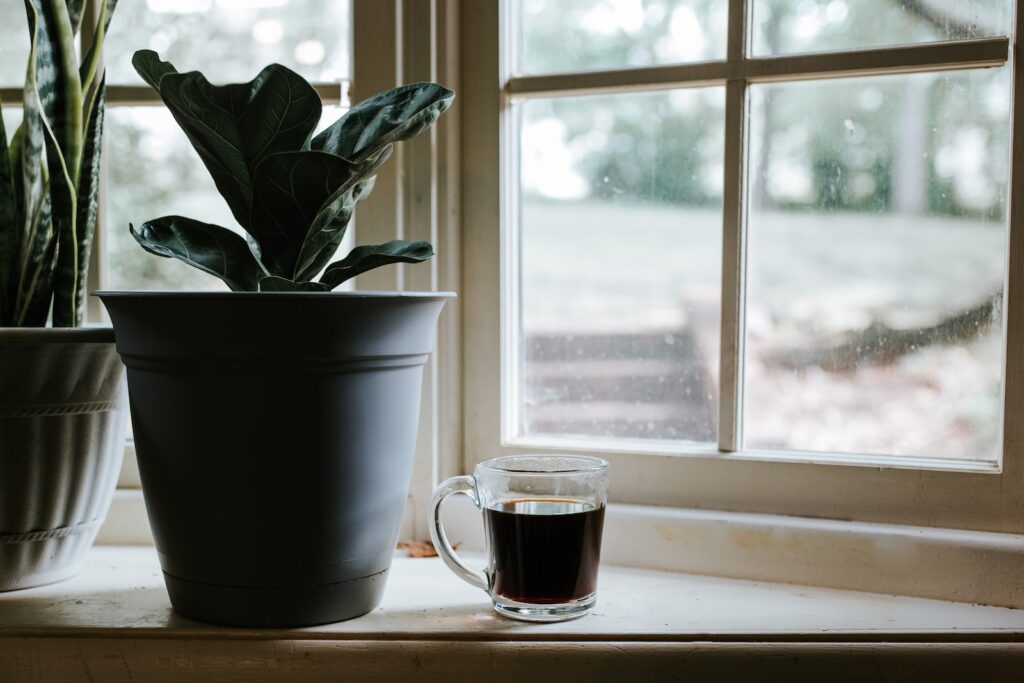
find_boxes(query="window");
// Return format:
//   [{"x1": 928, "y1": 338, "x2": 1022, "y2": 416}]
[{"x1": 461, "y1": 1, "x2": 1024, "y2": 532}]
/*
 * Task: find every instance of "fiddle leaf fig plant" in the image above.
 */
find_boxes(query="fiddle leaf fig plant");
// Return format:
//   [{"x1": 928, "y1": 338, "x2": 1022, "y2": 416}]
[
  {"x1": 129, "y1": 50, "x2": 454, "y2": 291},
  {"x1": 0, "y1": 0, "x2": 119, "y2": 327}
]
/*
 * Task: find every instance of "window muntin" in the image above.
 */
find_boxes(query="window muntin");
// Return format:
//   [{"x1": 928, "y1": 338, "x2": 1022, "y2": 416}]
[{"x1": 505, "y1": 0, "x2": 1012, "y2": 468}]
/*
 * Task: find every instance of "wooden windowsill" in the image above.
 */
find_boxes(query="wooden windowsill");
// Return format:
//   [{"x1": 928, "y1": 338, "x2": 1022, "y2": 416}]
[{"x1": 2, "y1": 546, "x2": 1024, "y2": 681}]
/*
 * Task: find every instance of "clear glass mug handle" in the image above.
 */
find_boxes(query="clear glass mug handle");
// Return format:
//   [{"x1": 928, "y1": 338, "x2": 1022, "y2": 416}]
[{"x1": 428, "y1": 475, "x2": 489, "y2": 591}]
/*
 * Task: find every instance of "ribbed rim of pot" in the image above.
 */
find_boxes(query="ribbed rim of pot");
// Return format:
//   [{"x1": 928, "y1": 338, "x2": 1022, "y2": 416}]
[
  {"x1": 93, "y1": 290, "x2": 456, "y2": 300},
  {"x1": 0, "y1": 325, "x2": 114, "y2": 344}
]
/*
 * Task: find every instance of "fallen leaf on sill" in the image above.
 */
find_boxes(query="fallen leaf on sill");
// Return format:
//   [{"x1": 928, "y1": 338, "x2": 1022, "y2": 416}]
[{"x1": 397, "y1": 539, "x2": 460, "y2": 558}]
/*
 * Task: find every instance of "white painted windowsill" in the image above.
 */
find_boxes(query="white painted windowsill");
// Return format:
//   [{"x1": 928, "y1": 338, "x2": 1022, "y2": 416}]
[{"x1": 2, "y1": 547, "x2": 1024, "y2": 681}]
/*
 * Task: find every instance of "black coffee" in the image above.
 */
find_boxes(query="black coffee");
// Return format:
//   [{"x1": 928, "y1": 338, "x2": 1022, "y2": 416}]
[{"x1": 484, "y1": 498, "x2": 605, "y2": 604}]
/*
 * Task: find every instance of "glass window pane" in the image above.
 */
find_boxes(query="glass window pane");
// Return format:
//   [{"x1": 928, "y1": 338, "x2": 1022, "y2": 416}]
[
  {"x1": 743, "y1": 67, "x2": 1010, "y2": 461},
  {"x1": 103, "y1": 105, "x2": 346, "y2": 291},
  {"x1": 0, "y1": 0, "x2": 29, "y2": 86},
  {"x1": 105, "y1": 0, "x2": 350, "y2": 85},
  {"x1": 517, "y1": 89, "x2": 724, "y2": 444},
  {"x1": 519, "y1": 0, "x2": 727, "y2": 75},
  {"x1": 751, "y1": 0, "x2": 1011, "y2": 56},
  {"x1": 1, "y1": 107, "x2": 21, "y2": 141}
]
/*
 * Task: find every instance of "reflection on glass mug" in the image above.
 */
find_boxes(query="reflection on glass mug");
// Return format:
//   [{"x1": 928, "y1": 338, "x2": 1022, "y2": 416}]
[{"x1": 429, "y1": 455, "x2": 609, "y2": 622}]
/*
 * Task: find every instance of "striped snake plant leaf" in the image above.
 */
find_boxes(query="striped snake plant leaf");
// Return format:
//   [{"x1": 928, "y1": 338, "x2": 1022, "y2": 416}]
[
  {"x1": 68, "y1": 78, "x2": 106, "y2": 323},
  {"x1": 0, "y1": 97, "x2": 18, "y2": 326},
  {"x1": 15, "y1": 0, "x2": 54, "y2": 325},
  {"x1": 16, "y1": 228, "x2": 57, "y2": 327},
  {"x1": 66, "y1": 0, "x2": 87, "y2": 33},
  {"x1": 27, "y1": 0, "x2": 83, "y2": 183},
  {"x1": 310, "y1": 82, "x2": 454, "y2": 164},
  {"x1": 40, "y1": 114, "x2": 78, "y2": 328},
  {"x1": 132, "y1": 50, "x2": 322, "y2": 231},
  {"x1": 26, "y1": 0, "x2": 82, "y2": 327},
  {"x1": 319, "y1": 240, "x2": 435, "y2": 289},
  {"x1": 130, "y1": 217, "x2": 264, "y2": 292},
  {"x1": 78, "y1": 0, "x2": 119, "y2": 91}
]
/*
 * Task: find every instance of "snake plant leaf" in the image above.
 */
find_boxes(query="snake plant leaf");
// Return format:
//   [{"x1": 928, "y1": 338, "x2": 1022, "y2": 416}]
[
  {"x1": 68, "y1": 79, "x2": 105, "y2": 321},
  {"x1": 311, "y1": 82, "x2": 454, "y2": 164},
  {"x1": 0, "y1": 99, "x2": 17, "y2": 325},
  {"x1": 258, "y1": 276, "x2": 330, "y2": 292},
  {"x1": 132, "y1": 50, "x2": 322, "y2": 228},
  {"x1": 17, "y1": 229, "x2": 57, "y2": 327},
  {"x1": 319, "y1": 240, "x2": 434, "y2": 289},
  {"x1": 27, "y1": 0, "x2": 83, "y2": 183},
  {"x1": 250, "y1": 150, "x2": 373, "y2": 278},
  {"x1": 130, "y1": 217, "x2": 263, "y2": 292},
  {"x1": 19, "y1": 0, "x2": 50, "y2": 298},
  {"x1": 78, "y1": 0, "x2": 119, "y2": 91},
  {"x1": 42, "y1": 116, "x2": 79, "y2": 328},
  {"x1": 66, "y1": 0, "x2": 86, "y2": 32}
]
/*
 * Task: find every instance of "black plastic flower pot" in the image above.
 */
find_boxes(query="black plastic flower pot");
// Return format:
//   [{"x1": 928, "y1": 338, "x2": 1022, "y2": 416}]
[{"x1": 97, "y1": 291, "x2": 452, "y2": 627}]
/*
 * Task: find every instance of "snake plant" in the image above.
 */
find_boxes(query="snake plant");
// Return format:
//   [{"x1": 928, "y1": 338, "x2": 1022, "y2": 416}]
[
  {"x1": 0, "y1": 0, "x2": 117, "y2": 327},
  {"x1": 128, "y1": 51, "x2": 454, "y2": 292}
]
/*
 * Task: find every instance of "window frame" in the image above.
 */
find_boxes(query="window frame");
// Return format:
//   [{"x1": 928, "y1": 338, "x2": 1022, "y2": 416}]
[{"x1": 460, "y1": 0, "x2": 1024, "y2": 533}]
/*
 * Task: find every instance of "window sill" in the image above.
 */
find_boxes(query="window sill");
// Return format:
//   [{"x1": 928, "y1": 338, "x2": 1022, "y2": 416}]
[
  {"x1": 2, "y1": 547, "x2": 1024, "y2": 681},
  {"x1": 99, "y1": 491, "x2": 1024, "y2": 610}
]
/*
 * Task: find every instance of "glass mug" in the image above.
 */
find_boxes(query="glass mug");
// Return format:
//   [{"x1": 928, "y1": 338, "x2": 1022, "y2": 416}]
[{"x1": 429, "y1": 455, "x2": 608, "y2": 622}]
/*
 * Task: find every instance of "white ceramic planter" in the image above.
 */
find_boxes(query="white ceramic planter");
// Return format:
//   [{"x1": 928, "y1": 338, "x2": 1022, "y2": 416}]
[{"x1": 0, "y1": 328, "x2": 128, "y2": 591}]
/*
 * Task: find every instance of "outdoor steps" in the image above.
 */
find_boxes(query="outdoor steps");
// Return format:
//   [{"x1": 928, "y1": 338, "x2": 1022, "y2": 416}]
[{"x1": 522, "y1": 329, "x2": 717, "y2": 441}]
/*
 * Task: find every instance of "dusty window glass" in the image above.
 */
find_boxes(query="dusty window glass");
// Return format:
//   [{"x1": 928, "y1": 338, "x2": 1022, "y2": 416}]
[
  {"x1": 517, "y1": 88, "x2": 725, "y2": 443},
  {"x1": 519, "y1": 0, "x2": 727, "y2": 75},
  {"x1": 743, "y1": 66, "x2": 1009, "y2": 461},
  {"x1": 1, "y1": 108, "x2": 20, "y2": 143},
  {"x1": 751, "y1": 0, "x2": 1011, "y2": 57},
  {"x1": 104, "y1": 0, "x2": 350, "y2": 84},
  {"x1": 0, "y1": 0, "x2": 28, "y2": 86}
]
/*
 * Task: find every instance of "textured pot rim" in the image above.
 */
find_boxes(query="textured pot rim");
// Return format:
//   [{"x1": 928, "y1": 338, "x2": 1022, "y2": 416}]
[
  {"x1": 0, "y1": 325, "x2": 114, "y2": 344},
  {"x1": 93, "y1": 290, "x2": 456, "y2": 300}
]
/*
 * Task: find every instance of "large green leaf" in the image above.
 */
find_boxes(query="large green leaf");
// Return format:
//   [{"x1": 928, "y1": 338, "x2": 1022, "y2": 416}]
[
  {"x1": 130, "y1": 217, "x2": 263, "y2": 292},
  {"x1": 132, "y1": 50, "x2": 322, "y2": 229},
  {"x1": 0, "y1": 98, "x2": 18, "y2": 326},
  {"x1": 319, "y1": 240, "x2": 434, "y2": 289},
  {"x1": 258, "y1": 276, "x2": 329, "y2": 292},
  {"x1": 311, "y1": 82, "x2": 453, "y2": 163},
  {"x1": 250, "y1": 150, "x2": 382, "y2": 279},
  {"x1": 293, "y1": 153, "x2": 389, "y2": 281}
]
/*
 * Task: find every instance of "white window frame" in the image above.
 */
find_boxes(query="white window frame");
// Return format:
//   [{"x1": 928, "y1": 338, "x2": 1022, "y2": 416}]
[{"x1": 459, "y1": 0, "x2": 1024, "y2": 535}]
